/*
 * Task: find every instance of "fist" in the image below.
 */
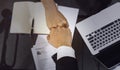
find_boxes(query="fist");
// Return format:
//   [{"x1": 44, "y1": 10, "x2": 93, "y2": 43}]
[
  {"x1": 41, "y1": 0, "x2": 69, "y2": 29},
  {"x1": 47, "y1": 27, "x2": 72, "y2": 48},
  {"x1": 46, "y1": 11, "x2": 69, "y2": 29}
]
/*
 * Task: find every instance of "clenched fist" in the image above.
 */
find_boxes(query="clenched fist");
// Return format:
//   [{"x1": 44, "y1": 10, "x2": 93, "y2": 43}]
[
  {"x1": 41, "y1": 0, "x2": 69, "y2": 29},
  {"x1": 47, "y1": 27, "x2": 72, "y2": 48}
]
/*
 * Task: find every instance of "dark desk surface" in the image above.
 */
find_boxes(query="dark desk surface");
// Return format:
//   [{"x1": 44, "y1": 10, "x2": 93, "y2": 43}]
[{"x1": 0, "y1": 0, "x2": 119, "y2": 70}]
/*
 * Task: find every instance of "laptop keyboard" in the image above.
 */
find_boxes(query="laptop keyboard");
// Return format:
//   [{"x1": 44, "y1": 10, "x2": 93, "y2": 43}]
[{"x1": 86, "y1": 18, "x2": 120, "y2": 51}]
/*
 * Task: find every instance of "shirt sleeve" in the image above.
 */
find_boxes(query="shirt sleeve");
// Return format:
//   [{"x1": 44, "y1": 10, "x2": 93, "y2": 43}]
[{"x1": 57, "y1": 46, "x2": 75, "y2": 60}]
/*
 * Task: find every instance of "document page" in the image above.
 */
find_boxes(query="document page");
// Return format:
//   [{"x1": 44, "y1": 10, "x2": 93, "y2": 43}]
[
  {"x1": 58, "y1": 6, "x2": 79, "y2": 36},
  {"x1": 31, "y1": 35, "x2": 56, "y2": 70}
]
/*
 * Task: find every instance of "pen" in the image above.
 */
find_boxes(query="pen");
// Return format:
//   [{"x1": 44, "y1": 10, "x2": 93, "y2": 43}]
[{"x1": 31, "y1": 19, "x2": 34, "y2": 37}]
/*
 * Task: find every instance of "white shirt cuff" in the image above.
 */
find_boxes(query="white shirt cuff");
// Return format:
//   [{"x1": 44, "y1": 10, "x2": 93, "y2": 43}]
[{"x1": 57, "y1": 46, "x2": 75, "y2": 60}]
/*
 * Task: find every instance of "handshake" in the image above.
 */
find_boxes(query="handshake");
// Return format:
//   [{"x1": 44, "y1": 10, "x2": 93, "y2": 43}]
[{"x1": 41, "y1": 0, "x2": 72, "y2": 48}]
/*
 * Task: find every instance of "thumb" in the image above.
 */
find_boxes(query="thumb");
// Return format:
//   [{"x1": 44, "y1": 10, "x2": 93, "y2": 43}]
[{"x1": 47, "y1": 34, "x2": 50, "y2": 41}]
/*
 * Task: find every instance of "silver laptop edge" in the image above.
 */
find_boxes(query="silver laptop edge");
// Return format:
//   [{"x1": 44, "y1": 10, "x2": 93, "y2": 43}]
[{"x1": 76, "y1": 2, "x2": 120, "y2": 55}]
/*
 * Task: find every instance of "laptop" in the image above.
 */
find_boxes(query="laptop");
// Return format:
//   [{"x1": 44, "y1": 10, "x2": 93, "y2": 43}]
[{"x1": 76, "y1": 2, "x2": 120, "y2": 69}]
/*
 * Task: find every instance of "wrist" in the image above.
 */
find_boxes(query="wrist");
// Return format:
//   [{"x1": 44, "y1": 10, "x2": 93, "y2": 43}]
[
  {"x1": 58, "y1": 43, "x2": 72, "y2": 48},
  {"x1": 57, "y1": 46, "x2": 75, "y2": 60},
  {"x1": 41, "y1": 0, "x2": 57, "y2": 10}
]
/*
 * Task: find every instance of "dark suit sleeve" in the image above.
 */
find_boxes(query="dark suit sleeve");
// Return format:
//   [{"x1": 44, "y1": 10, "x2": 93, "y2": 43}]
[
  {"x1": 52, "y1": 54, "x2": 79, "y2": 70},
  {"x1": 56, "y1": 57, "x2": 78, "y2": 70}
]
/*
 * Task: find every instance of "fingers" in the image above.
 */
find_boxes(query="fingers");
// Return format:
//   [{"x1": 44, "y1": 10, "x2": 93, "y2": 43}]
[
  {"x1": 57, "y1": 11, "x2": 69, "y2": 27},
  {"x1": 47, "y1": 34, "x2": 50, "y2": 40},
  {"x1": 45, "y1": 9, "x2": 69, "y2": 29},
  {"x1": 48, "y1": 19, "x2": 69, "y2": 30},
  {"x1": 57, "y1": 20, "x2": 69, "y2": 28},
  {"x1": 47, "y1": 27, "x2": 72, "y2": 48}
]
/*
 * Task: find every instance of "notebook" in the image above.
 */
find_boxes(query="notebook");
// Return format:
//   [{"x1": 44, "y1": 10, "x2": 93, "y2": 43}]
[
  {"x1": 76, "y1": 2, "x2": 120, "y2": 69},
  {"x1": 10, "y1": 2, "x2": 47, "y2": 34}
]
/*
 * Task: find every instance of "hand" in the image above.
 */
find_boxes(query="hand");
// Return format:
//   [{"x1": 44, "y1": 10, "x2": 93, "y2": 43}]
[
  {"x1": 41, "y1": 0, "x2": 69, "y2": 29},
  {"x1": 47, "y1": 27, "x2": 72, "y2": 48},
  {"x1": 46, "y1": 10, "x2": 68, "y2": 29}
]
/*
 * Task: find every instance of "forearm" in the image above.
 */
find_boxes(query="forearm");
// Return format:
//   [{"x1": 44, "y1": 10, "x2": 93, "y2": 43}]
[{"x1": 41, "y1": 0, "x2": 58, "y2": 11}]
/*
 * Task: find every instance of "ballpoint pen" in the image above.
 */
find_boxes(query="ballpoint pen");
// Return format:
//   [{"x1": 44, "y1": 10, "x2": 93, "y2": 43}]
[
  {"x1": 30, "y1": 19, "x2": 37, "y2": 45},
  {"x1": 31, "y1": 19, "x2": 34, "y2": 37}
]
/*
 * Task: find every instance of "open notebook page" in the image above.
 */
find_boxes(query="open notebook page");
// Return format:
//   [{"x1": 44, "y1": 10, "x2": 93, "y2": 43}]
[
  {"x1": 10, "y1": 2, "x2": 33, "y2": 34},
  {"x1": 10, "y1": 2, "x2": 49, "y2": 34},
  {"x1": 33, "y1": 2, "x2": 50, "y2": 34}
]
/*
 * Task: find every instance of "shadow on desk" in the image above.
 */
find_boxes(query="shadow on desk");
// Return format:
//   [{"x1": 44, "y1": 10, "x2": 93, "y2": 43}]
[
  {"x1": 0, "y1": 8, "x2": 36, "y2": 70},
  {"x1": 0, "y1": 8, "x2": 18, "y2": 70}
]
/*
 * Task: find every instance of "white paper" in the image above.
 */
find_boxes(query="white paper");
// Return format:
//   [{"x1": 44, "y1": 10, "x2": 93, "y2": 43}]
[
  {"x1": 58, "y1": 6, "x2": 79, "y2": 36},
  {"x1": 114, "y1": 66, "x2": 120, "y2": 70},
  {"x1": 31, "y1": 47, "x2": 40, "y2": 70},
  {"x1": 34, "y1": 35, "x2": 57, "y2": 56},
  {"x1": 31, "y1": 45, "x2": 56, "y2": 70}
]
